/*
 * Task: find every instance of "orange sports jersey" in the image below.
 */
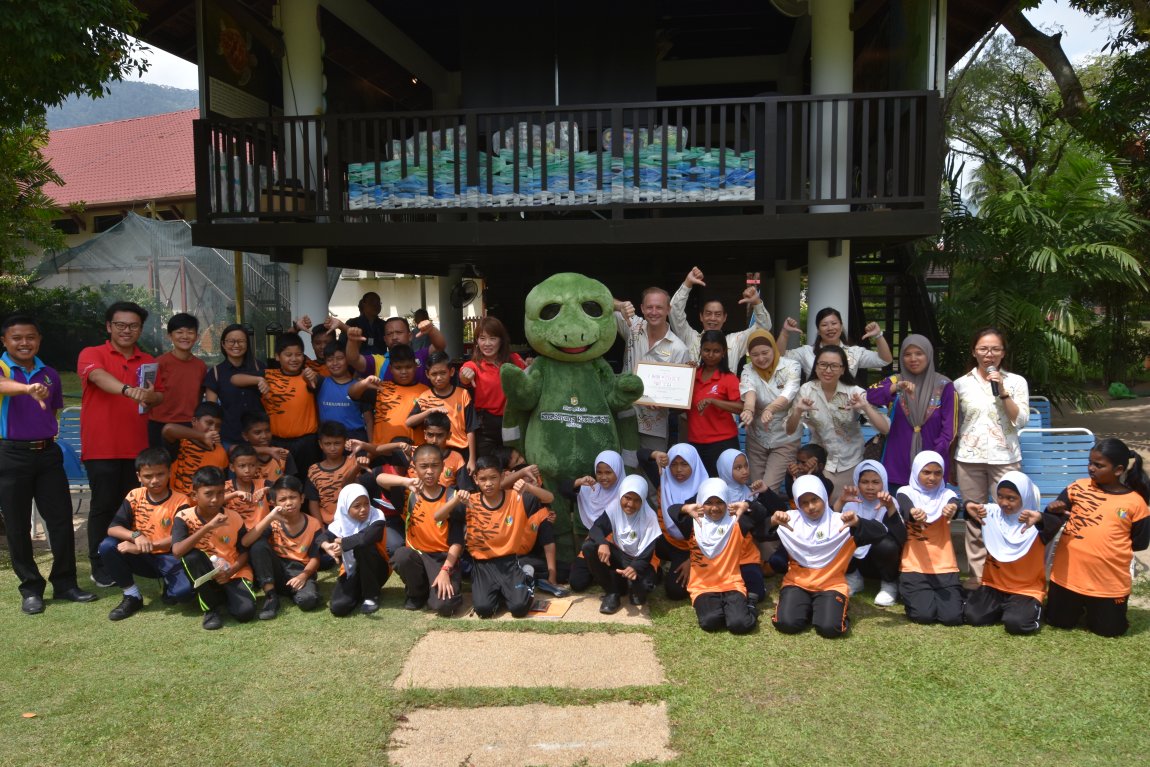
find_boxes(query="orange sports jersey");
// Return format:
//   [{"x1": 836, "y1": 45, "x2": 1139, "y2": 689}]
[
  {"x1": 687, "y1": 526, "x2": 748, "y2": 602},
  {"x1": 406, "y1": 449, "x2": 465, "y2": 489},
  {"x1": 739, "y1": 533, "x2": 760, "y2": 566},
  {"x1": 413, "y1": 385, "x2": 472, "y2": 450},
  {"x1": 1051, "y1": 479, "x2": 1150, "y2": 598},
  {"x1": 782, "y1": 539, "x2": 859, "y2": 597},
  {"x1": 900, "y1": 518, "x2": 958, "y2": 575},
  {"x1": 258, "y1": 454, "x2": 289, "y2": 482},
  {"x1": 121, "y1": 487, "x2": 190, "y2": 554},
  {"x1": 225, "y1": 478, "x2": 271, "y2": 528},
  {"x1": 307, "y1": 455, "x2": 358, "y2": 525},
  {"x1": 174, "y1": 507, "x2": 253, "y2": 581},
  {"x1": 984, "y1": 538, "x2": 1047, "y2": 602},
  {"x1": 656, "y1": 506, "x2": 691, "y2": 552},
  {"x1": 261, "y1": 370, "x2": 318, "y2": 439},
  {"x1": 372, "y1": 381, "x2": 428, "y2": 445},
  {"x1": 305, "y1": 357, "x2": 330, "y2": 378},
  {"x1": 268, "y1": 515, "x2": 324, "y2": 564},
  {"x1": 405, "y1": 486, "x2": 456, "y2": 553},
  {"x1": 170, "y1": 438, "x2": 229, "y2": 496},
  {"x1": 465, "y1": 491, "x2": 549, "y2": 560}
]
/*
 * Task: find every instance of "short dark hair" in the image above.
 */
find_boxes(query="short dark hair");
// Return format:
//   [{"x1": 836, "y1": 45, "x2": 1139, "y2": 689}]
[
  {"x1": 322, "y1": 338, "x2": 347, "y2": 359},
  {"x1": 166, "y1": 313, "x2": 199, "y2": 334},
  {"x1": 413, "y1": 443, "x2": 443, "y2": 463},
  {"x1": 797, "y1": 443, "x2": 828, "y2": 469},
  {"x1": 389, "y1": 344, "x2": 416, "y2": 364},
  {"x1": 426, "y1": 350, "x2": 452, "y2": 369},
  {"x1": 1, "y1": 314, "x2": 40, "y2": 334},
  {"x1": 318, "y1": 420, "x2": 348, "y2": 439},
  {"x1": 271, "y1": 475, "x2": 304, "y2": 498},
  {"x1": 412, "y1": 308, "x2": 430, "y2": 323},
  {"x1": 134, "y1": 446, "x2": 172, "y2": 471},
  {"x1": 474, "y1": 454, "x2": 504, "y2": 474},
  {"x1": 191, "y1": 465, "x2": 226, "y2": 490},
  {"x1": 193, "y1": 401, "x2": 224, "y2": 420},
  {"x1": 105, "y1": 301, "x2": 148, "y2": 324},
  {"x1": 275, "y1": 332, "x2": 304, "y2": 355},
  {"x1": 240, "y1": 412, "x2": 270, "y2": 432},
  {"x1": 228, "y1": 443, "x2": 258, "y2": 462},
  {"x1": 384, "y1": 316, "x2": 409, "y2": 331},
  {"x1": 423, "y1": 411, "x2": 451, "y2": 431}
]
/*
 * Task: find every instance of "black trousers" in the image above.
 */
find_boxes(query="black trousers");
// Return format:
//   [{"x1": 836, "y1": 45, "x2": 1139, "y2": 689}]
[
  {"x1": 330, "y1": 544, "x2": 391, "y2": 617},
  {"x1": 580, "y1": 538, "x2": 655, "y2": 598},
  {"x1": 692, "y1": 437, "x2": 742, "y2": 478},
  {"x1": 773, "y1": 585, "x2": 850, "y2": 638},
  {"x1": 900, "y1": 571, "x2": 964, "y2": 626},
  {"x1": 568, "y1": 548, "x2": 593, "y2": 593},
  {"x1": 474, "y1": 410, "x2": 505, "y2": 459},
  {"x1": 471, "y1": 555, "x2": 534, "y2": 618},
  {"x1": 272, "y1": 434, "x2": 321, "y2": 480},
  {"x1": 655, "y1": 536, "x2": 691, "y2": 601},
  {"x1": 146, "y1": 420, "x2": 185, "y2": 461},
  {"x1": 84, "y1": 458, "x2": 138, "y2": 568},
  {"x1": 1045, "y1": 580, "x2": 1129, "y2": 638},
  {"x1": 693, "y1": 590, "x2": 757, "y2": 634},
  {"x1": 391, "y1": 546, "x2": 463, "y2": 616},
  {"x1": 0, "y1": 442, "x2": 78, "y2": 597},
  {"x1": 963, "y1": 584, "x2": 1042, "y2": 635},
  {"x1": 248, "y1": 539, "x2": 320, "y2": 610},
  {"x1": 180, "y1": 549, "x2": 257, "y2": 620},
  {"x1": 846, "y1": 534, "x2": 902, "y2": 583}
]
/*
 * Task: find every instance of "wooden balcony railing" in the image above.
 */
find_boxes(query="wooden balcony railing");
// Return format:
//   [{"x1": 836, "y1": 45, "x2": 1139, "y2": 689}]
[{"x1": 194, "y1": 91, "x2": 939, "y2": 224}]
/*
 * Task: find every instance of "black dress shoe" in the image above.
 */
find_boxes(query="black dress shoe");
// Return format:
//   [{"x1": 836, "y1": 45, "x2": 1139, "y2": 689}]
[
  {"x1": 21, "y1": 595, "x2": 45, "y2": 615},
  {"x1": 54, "y1": 587, "x2": 98, "y2": 603},
  {"x1": 108, "y1": 594, "x2": 144, "y2": 621},
  {"x1": 600, "y1": 593, "x2": 622, "y2": 614}
]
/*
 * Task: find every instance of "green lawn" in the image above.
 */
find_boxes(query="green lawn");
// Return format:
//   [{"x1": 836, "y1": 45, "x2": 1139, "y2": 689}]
[{"x1": 1, "y1": 552, "x2": 1147, "y2": 767}]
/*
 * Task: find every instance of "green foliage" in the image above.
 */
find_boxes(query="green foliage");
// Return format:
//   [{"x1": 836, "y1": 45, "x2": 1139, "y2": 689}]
[{"x1": 0, "y1": 117, "x2": 64, "y2": 276}]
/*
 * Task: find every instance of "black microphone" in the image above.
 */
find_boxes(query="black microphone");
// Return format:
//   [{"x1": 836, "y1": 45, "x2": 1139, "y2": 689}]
[{"x1": 986, "y1": 365, "x2": 1000, "y2": 397}]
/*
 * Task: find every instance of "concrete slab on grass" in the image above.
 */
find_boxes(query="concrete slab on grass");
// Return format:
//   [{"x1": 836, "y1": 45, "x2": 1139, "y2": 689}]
[
  {"x1": 388, "y1": 701, "x2": 676, "y2": 767},
  {"x1": 453, "y1": 593, "x2": 652, "y2": 626},
  {"x1": 394, "y1": 631, "x2": 664, "y2": 689}
]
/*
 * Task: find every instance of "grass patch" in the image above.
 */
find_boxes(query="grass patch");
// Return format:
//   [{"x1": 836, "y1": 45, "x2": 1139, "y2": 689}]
[{"x1": 1, "y1": 553, "x2": 1147, "y2": 766}]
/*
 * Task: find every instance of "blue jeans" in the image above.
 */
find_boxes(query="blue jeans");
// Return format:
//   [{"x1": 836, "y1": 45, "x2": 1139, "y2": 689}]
[{"x1": 97, "y1": 536, "x2": 194, "y2": 602}]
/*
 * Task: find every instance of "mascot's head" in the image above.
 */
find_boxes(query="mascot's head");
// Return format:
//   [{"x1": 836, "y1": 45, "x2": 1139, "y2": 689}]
[{"x1": 524, "y1": 273, "x2": 616, "y2": 363}]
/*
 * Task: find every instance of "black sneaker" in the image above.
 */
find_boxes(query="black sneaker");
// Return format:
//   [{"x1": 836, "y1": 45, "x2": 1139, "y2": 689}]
[
  {"x1": 202, "y1": 611, "x2": 223, "y2": 630},
  {"x1": 403, "y1": 597, "x2": 426, "y2": 611},
  {"x1": 629, "y1": 589, "x2": 649, "y2": 607},
  {"x1": 108, "y1": 594, "x2": 144, "y2": 621},
  {"x1": 600, "y1": 593, "x2": 622, "y2": 615},
  {"x1": 361, "y1": 599, "x2": 380, "y2": 614},
  {"x1": 90, "y1": 568, "x2": 115, "y2": 588},
  {"x1": 258, "y1": 593, "x2": 280, "y2": 621}
]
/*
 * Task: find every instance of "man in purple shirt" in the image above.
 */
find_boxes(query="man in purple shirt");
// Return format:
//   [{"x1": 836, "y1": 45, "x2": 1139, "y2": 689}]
[{"x1": 0, "y1": 315, "x2": 97, "y2": 614}]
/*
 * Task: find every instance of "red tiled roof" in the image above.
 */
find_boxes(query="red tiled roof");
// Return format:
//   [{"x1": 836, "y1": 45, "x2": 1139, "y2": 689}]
[{"x1": 43, "y1": 109, "x2": 198, "y2": 208}]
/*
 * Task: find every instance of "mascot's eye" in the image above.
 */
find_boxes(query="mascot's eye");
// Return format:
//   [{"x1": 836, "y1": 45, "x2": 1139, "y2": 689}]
[
  {"x1": 539, "y1": 303, "x2": 561, "y2": 320},
  {"x1": 581, "y1": 301, "x2": 604, "y2": 317}
]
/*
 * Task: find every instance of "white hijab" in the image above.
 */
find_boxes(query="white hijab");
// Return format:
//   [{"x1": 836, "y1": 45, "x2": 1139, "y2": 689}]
[
  {"x1": 328, "y1": 485, "x2": 384, "y2": 576},
  {"x1": 660, "y1": 443, "x2": 709, "y2": 542},
  {"x1": 716, "y1": 449, "x2": 754, "y2": 504},
  {"x1": 981, "y1": 471, "x2": 1041, "y2": 563},
  {"x1": 692, "y1": 478, "x2": 738, "y2": 559},
  {"x1": 576, "y1": 450, "x2": 625, "y2": 529},
  {"x1": 845, "y1": 460, "x2": 889, "y2": 559},
  {"x1": 897, "y1": 450, "x2": 957, "y2": 524},
  {"x1": 777, "y1": 475, "x2": 852, "y2": 569},
  {"x1": 605, "y1": 475, "x2": 662, "y2": 557}
]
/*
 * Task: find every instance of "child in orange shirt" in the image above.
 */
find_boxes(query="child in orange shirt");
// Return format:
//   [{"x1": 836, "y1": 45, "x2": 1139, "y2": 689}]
[
  {"x1": 896, "y1": 450, "x2": 963, "y2": 626},
  {"x1": 351, "y1": 344, "x2": 428, "y2": 447},
  {"x1": 406, "y1": 351, "x2": 479, "y2": 474},
  {"x1": 243, "y1": 476, "x2": 324, "y2": 620},
  {"x1": 162, "y1": 401, "x2": 229, "y2": 496},
  {"x1": 305, "y1": 421, "x2": 360, "y2": 527},
  {"x1": 224, "y1": 444, "x2": 272, "y2": 528},
  {"x1": 240, "y1": 412, "x2": 297, "y2": 482}
]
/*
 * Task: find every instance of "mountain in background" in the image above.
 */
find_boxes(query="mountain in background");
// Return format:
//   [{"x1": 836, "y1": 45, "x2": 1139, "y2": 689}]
[{"x1": 47, "y1": 81, "x2": 199, "y2": 130}]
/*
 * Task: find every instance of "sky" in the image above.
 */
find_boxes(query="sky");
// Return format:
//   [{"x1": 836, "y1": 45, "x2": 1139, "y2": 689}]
[{"x1": 132, "y1": 0, "x2": 1122, "y2": 91}]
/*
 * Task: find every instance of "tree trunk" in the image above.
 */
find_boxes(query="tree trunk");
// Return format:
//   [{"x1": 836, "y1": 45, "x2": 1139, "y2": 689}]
[{"x1": 1001, "y1": 9, "x2": 1089, "y2": 121}]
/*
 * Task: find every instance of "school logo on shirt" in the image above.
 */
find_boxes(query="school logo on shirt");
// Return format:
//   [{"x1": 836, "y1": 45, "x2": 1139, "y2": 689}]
[
  {"x1": 623, "y1": 530, "x2": 637, "y2": 543},
  {"x1": 505, "y1": 515, "x2": 514, "y2": 527},
  {"x1": 220, "y1": 535, "x2": 231, "y2": 544},
  {"x1": 716, "y1": 525, "x2": 726, "y2": 536},
  {"x1": 570, "y1": 395, "x2": 579, "y2": 406},
  {"x1": 444, "y1": 467, "x2": 455, "y2": 479},
  {"x1": 161, "y1": 518, "x2": 171, "y2": 528},
  {"x1": 710, "y1": 385, "x2": 719, "y2": 394},
  {"x1": 1118, "y1": 508, "x2": 1129, "y2": 520},
  {"x1": 816, "y1": 530, "x2": 825, "y2": 540}
]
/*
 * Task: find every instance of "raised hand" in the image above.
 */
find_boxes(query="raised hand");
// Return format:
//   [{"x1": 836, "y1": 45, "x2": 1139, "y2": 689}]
[
  {"x1": 965, "y1": 502, "x2": 987, "y2": 522},
  {"x1": 840, "y1": 485, "x2": 860, "y2": 504},
  {"x1": 25, "y1": 382, "x2": 50, "y2": 410},
  {"x1": 459, "y1": 366, "x2": 476, "y2": 385},
  {"x1": 680, "y1": 503, "x2": 705, "y2": 520},
  {"x1": 862, "y1": 321, "x2": 883, "y2": 340},
  {"x1": 771, "y1": 510, "x2": 793, "y2": 531},
  {"x1": 651, "y1": 451, "x2": 669, "y2": 469},
  {"x1": 301, "y1": 367, "x2": 318, "y2": 387},
  {"x1": 910, "y1": 507, "x2": 926, "y2": 524},
  {"x1": 737, "y1": 285, "x2": 761, "y2": 306},
  {"x1": 294, "y1": 315, "x2": 313, "y2": 332},
  {"x1": 897, "y1": 379, "x2": 916, "y2": 396},
  {"x1": 783, "y1": 317, "x2": 801, "y2": 334},
  {"x1": 684, "y1": 266, "x2": 705, "y2": 288},
  {"x1": 942, "y1": 502, "x2": 958, "y2": 520},
  {"x1": 848, "y1": 392, "x2": 869, "y2": 411},
  {"x1": 750, "y1": 479, "x2": 766, "y2": 494},
  {"x1": 345, "y1": 325, "x2": 365, "y2": 343},
  {"x1": 739, "y1": 408, "x2": 754, "y2": 427},
  {"x1": 574, "y1": 475, "x2": 596, "y2": 489},
  {"x1": 840, "y1": 509, "x2": 859, "y2": 528},
  {"x1": 1019, "y1": 509, "x2": 1042, "y2": 528},
  {"x1": 1046, "y1": 499, "x2": 1068, "y2": 517}
]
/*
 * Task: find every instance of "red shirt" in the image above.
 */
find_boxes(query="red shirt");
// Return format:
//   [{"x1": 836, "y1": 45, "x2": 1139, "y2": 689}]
[
  {"x1": 148, "y1": 352, "x2": 207, "y2": 424},
  {"x1": 77, "y1": 341, "x2": 156, "y2": 460},
  {"x1": 687, "y1": 368, "x2": 740, "y2": 444},
  {"x1": 460, "y1": 353, "x2": 526, "y2": 415}
]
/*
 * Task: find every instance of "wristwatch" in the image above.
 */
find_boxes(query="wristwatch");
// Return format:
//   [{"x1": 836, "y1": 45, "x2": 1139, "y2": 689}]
[
  {"x1": 131, "y1": 530, "x2": 142, "y2": 539},
  {"x1": 121, "y1": 384, "x2": 131, "y2": 396}
]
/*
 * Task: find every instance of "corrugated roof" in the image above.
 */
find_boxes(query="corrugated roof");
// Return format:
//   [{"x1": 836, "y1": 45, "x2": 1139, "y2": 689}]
[{"x1": 43, "y1": 109, "x2": 197, "y2": 208}]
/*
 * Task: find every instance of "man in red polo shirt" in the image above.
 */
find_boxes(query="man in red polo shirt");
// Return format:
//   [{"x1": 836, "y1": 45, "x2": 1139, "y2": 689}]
[{"x1": 78, "y1": 302, "x2": 163, "y2": 587}]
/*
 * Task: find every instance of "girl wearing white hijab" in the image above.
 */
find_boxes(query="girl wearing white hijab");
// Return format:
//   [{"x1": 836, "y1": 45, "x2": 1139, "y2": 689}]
[
  {"x1": 654, "y1": 443, "x2": 709, "y2": 601},
  {"x1": 326, "y1": 484, "x2": 391, "y2": 617},
  {"x1": 961, "y1": 472, "x2": 1064, "y2": 634},
  {"x1": 716, "y1": 448, "x2": 788, "y2": 604},
  {"x1": 836, "y1": 459, "x2": 903, "y2": 606},
  {"x1": 564, "y1": 450, "x2": 626, "y2": 593},
  {"x1": 894, "y1": 451, "x2": 963, "y2": 626},
  {"x1": 582, "y1": 475, "x2": 662, "y2": 614},
  {"x1": 668, "y1": 477, "x2": 767, "y2": 634},
  {"x1": 769, "y1": 475, "x2": 887, "y2": 637}
]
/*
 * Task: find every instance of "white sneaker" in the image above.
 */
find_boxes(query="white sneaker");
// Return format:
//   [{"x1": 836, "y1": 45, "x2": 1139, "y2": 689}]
[
  {"x1": 845, "y1": 569, "x2": 864, "y2": 596},
  {"x1": 874, "y1": 580, "x2": 899, "y2": 607}
]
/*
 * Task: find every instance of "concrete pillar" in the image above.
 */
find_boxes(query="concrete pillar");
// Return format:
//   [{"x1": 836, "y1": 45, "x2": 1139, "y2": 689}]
[
  {"x1": 774, "y1": 261, "x2": 802, "y2": 351},
  {"x1": 436, "y1": 265, "x2": 466, "y2": 358},
  {"x1": 806, "y1": 240, "x2": 851, "y2": 340}
]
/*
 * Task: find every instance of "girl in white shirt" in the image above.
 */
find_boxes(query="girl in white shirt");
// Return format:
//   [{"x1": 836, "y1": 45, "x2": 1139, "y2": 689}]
[
  {"x1": 777, "y1": 307, "x2": 893, "y2": 378},
  {"x1": 738, "y1": 329, "x2": 802, "y2": 492}
]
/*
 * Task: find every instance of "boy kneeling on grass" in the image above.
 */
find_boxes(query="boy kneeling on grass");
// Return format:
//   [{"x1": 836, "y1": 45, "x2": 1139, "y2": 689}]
[
  {"x1": 171, "y1": 466, "x2": 257, "y2": 630},
  {"x1": 99, "y1": 447, "x2": 195, "y2": 621},
  {"x1": 244, "y1": 476, "x2": 325, "y2": 620}
]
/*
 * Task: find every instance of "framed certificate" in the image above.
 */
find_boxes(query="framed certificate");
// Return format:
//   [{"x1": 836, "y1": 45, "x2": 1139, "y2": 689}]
[{"x1": 634, "y1": 362, "x2": 695, "y2": 409}]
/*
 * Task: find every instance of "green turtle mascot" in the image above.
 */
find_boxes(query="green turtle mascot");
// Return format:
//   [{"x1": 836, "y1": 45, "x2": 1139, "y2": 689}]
[{"x1": 500, "y1": 273, "x2": 644, "y2": 578}]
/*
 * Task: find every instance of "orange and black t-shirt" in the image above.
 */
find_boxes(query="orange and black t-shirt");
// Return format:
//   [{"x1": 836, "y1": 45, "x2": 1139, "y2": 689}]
[
  {"x1": 258, "y1": 453, "x2": 291, "y2": 483},
  {"x1": 687, "y1": 527, "x2": 748, "y2": 602},
  {"x1": 984, "y1": 538, "x2": 1047, "y2": 601},
  {"x1": 110, "y1": 488, "x2": 191, "y2": 554},
  {"x1": 782, "y1": 539, "x2": 858, "y2": 597},
  {"x1": 261, "y1": 370, "x2": 318, "y2": 439},
  {"x1": 305, "y1": 357, "x2": 330, "y2": 378},
  {"x1": 405, "y1": 485, "x2": 465, "y2": 554},
  {"x1": 1051, "y1": 479, "x2": 1150, "y2": 598},
  {"x1": 406, "y1": 449, "x2": 467, "y2": 489},
  {"x1": 171, "y1": 438, "x2": 229, "y2": 496},
  {"x1": 410, "y1": 385, "x2": 478, "y2": 450},
  {"x1": 264, "y1": 514, "x2": 324, "y2": 564},
  {"x1": 172, "y1": 507, "x2": 253, "y2": 581},
  {"x1": 900, "y1": 517, "x2": 958, "y2": 575},
  {"x1": 465, "y1": 490, "x2": 549, "y2": 560},
  {"x1": 225, "y1": 478, "x2": 271, "y2": 528},
  {"x1": 306, "y1": 455, "x2": 358, "y2": 525},
  {"x1": 371, "y1": 381, "x2": 428, "y2": 445}
]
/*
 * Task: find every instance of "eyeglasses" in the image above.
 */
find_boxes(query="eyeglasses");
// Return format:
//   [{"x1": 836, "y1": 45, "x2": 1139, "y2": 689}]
[
  {"x1": 816, "y1": 362, "x2": 843, "y2": 371},
  {"x1": 223, "y1": 339, "x2": 246, "y2": 346},
  {"x1": 109, "y1": 322, "x2": 142, "y2": 332},
  {"x1": 974, "y1": 346, "x2": 1004, "y2": 354}
]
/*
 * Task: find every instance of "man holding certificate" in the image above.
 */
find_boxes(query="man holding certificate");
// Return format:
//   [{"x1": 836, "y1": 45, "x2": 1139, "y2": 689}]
[{"x1": 613, "y1": 288, "x2": 691, "y2": 451}]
